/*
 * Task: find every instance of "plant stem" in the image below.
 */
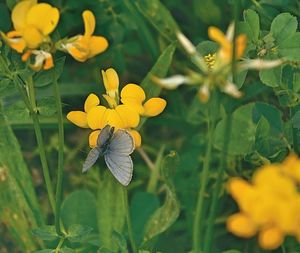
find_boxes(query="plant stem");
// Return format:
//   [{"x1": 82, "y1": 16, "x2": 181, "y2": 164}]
[
  {"x1": 147, "y1": 145, "x2": 165, "y2": 193},
  {"x1": 123, "y1": 187, "x2": 137, "y2": 253},
  {"x1": 203, "y1": 115, "x2": 232, "y2": 253},
  {"x1": 291, "y1": 107, "x2": 299, "y2": 155},
  {"x1": 53, "y1": 76, "x2": 65, "y2": 236},
  {"x1": 14, "y1": 75, "x2": 56, "y2": 214},
  {"x1": 192, "y1": 102, "x2": 215, "y2": 253}
]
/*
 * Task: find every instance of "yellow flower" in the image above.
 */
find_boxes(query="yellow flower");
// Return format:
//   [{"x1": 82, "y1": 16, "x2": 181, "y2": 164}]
[
  {"x1": 121, "y1": 84, "x2": 167, "y2": 116},
  {"x1": 64, "y1": 10, "x2": 108, "y2": 62},
  {"x1": 67, "y1": 68, "x2": 167, "y2": 148},
  {"x1": 282, "y1": 153, "x2": 300, "y2": 183},
  {"x1": 2, "y1": 0, "x2": 59, "y2": 52},
  {"x1": 227, "y1": 154, "x2": 300, "y2": 250},
  {"x1": 22, "y1": 49, "x2": 54, "y2": 71},
  {"x1": 208, "y1": 26, "x2": 247, "y2": 64}
]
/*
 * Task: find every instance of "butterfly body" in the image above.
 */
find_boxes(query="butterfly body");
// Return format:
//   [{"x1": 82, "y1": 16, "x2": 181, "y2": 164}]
[{"x1": 82, "y1": 125, "x2": 134, "y2": 186}]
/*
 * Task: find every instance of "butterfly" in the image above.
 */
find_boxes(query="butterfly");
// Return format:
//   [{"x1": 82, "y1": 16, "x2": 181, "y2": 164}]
[{"x1": 82, "y1": 124, "x2": 134, "y2": 186}]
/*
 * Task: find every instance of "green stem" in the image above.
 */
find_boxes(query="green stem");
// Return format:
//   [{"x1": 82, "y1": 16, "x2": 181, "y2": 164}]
[
  {"x1": 53, "y1": 76, "x2": 65, "y2": 235},
  {"x1": 291, "y1": 107, "x2": 299, "y2": 155},
  {"x1": 14, "y1": 75, "x2": 56, "y2": 214},
  {"x1": 146, "y1": 145, "x2": 165, "y2": 193},
  {"x1": 123, "y1": 187, "x2": 137, "y2": 253},
  {"x1": 192, "y1": 101, "x2": 216, "y2": 253},
  {"x1": 203, "y1": 115, "x2": 232, "y2": 253}
]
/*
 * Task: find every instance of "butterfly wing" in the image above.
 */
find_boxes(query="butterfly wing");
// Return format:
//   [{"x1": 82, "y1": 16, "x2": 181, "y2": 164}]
[
  {"x1": 108, "y1": 129, "x2": 134, "y2": 155},
  {"x1": 104, "y1": 152, "x2": 133, "y2": 186},
  {"x1": 82, "y1": 147, "x2": 100, "y2": 173},
  {"x1": 97, "y1": 124, "x2": 113, "y2": 147},
  {"x1": 104, "y1": 129, "x2": 134, "y2": 186}
]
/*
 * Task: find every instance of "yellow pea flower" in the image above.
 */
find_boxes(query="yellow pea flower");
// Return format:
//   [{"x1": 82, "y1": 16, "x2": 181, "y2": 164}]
[
  {"x1": 208, "y1": 25, "x2": 247, "y2": 64},
  {"x1": 67, "y1": 67, "x2": 167, "y2": 148},
  {"x1": 120, "y1": 84, "x2": 167, "y2": 117},
  {"x1": 227, "y1": 153, "x2": 300, "y2": 250},
  {"x1": 2, "y1": 0, "x2": 59, "y2": 52},
  {"x1": 63, "y1": 10, "x2": 108, "y2": 62}
]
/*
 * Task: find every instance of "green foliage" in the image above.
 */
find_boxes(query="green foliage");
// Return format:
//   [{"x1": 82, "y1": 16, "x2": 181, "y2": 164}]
[
  {"x1": 97, "y1": 172, "x2": 126, "y2": 251},
  {"x1": 0, "y1": 0, "x2": 300, "y2": 252}
]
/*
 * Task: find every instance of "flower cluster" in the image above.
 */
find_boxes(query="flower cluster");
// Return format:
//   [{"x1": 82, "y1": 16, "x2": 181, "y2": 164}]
[
  {"x1": 67, "y1": 68, "x2": 166, "y2": 148},
  {"x1": 1, "y1": 0, "x2": 108, "y2": 71},
  {"x1": 227, "y1": 153, "x2": 300, "y2": 250},
  {"x1": 157, "y1": 24, "x2": 282, "y2": 102}
]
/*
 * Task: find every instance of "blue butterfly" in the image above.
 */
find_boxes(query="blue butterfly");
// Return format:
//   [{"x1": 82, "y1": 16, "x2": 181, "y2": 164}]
[{"x1": 82, "y1": 125, "x2": 134, "y2": 186}]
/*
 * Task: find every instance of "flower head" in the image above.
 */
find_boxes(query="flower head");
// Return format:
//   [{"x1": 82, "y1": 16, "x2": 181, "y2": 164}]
[
  {"x1": 157, "y1": 24, "x2": 282, "y2": 103},
  {"x1": 63, "y1": 10, "x2": 108, "y2": 62},
  {"x1": 2, "y1": 0, "x2": 59, "y2": 52},
  {"x1": 67, "y1": 68, "x2": 166, "y2": 148},
  {"x1": 227, "y1": 154, "x2": 300, "y2": 250},
  {"x1": 208, "y1": 25, "x2": 247, "y2": 65}
]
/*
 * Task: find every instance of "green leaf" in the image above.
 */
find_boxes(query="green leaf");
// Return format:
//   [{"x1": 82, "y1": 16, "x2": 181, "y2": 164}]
[
  {"x1": 130, "y1": 192, "x2": 159, "y2": 244},
  {"x1": 253, "y1": 102, "x2": 283, "y2": 133},
  {"x1": 259, "y1": 67, "x2": 282, "y2": 87},
  {"x1": 222, "y1": 250, "x2": 242, "y2": 253},
  {"x1": 278, "y1": 32, "x2": 300, "y2": 61},
  {"x1": 141, "y1": 43, "x2": 176, "y2": 98},
  {"x1": 37, "y1": 97, "x2": 57, "y2": 117},
  {"x1": 142, "y1": 152, "x2": 180, "y2": 244},
  {"x1": 31, "y1": 226, "x2": 59, "y2": 241},
  {"x1": 59, "y1": 248, "x2": 76, "y2": 253},
  {"x1": 4, "y1": 100, "x2": 30, "y2": 123},
  {"x1": 193, "y1": 0, "x2": 221, "y2": 25},
  {"x1": 33, "y1": 250, "x2": 54, "y2": 253},
  {"x1": 0, "y1": 78, "x2": 16, "y2": 97},
  {"x1": 255, "y1": 116, "x2": 270, "y2": 155},
  {"x1": 292, "y1": 111, "x2": 300, "y2": 129},
  {"x1": 134, "y1": 0, "x2": 180, "y2": 42},
  {"x1": 243, "y1": 9, "x2": 260, "y2": 42},
  {"x1": 33, "y1": 57, "x2": 65, "y2": 87},
  {"x1": 214, "y1": 103, "x2": 256, "y2": 155},
  {"x1": 66, "y1": 224, "x2": 93, "y2": 243},
  {"x1": 97, "y1": 172, "x2": 126, "y2": 251},
  {"x1": 196, "y1": 40, "x2": 219, "y2": 56},
  {"x1": 0, "y1": 105, "x2": 43, "y2": 251},
  {"x1": 61, "y1": 190, "x2": 97, "y2": 230},
  {"x1": 270, "y1": 13, "x2": 298, "y2": 44}
]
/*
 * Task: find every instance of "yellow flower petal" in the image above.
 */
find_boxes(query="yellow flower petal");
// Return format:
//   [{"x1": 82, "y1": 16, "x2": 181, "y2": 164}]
[
  {"x1": 227, "y1": 213, "x2": 257, "y2": 238},
  {"x1": 127, "y1": 129, "x2": 142, "y2": 148},
  {"x1": 103, "y1": 94, "x2": 117, "y2": 108},
  {"x1": 67, "y1": 111, "x2": 88, "y2": 128},
  {"x1": 23, "y1": 26, "x2": 43, "y2": 49},
  {"x1": 102, "y1": 68, "x2": 119, "y2": 93},
  {"x1": 115, "y1": 105, "x2": 140, "y2": 128},
  {"x1": 88, "y1": 36, "x2": 109, "y2": 58},
  {"x1": 106, "y1": 109, "x2": 125, "y2": 129},
  {"x1": 208, "y1": 26, "x2": 231, "y2": 61},
  {"x1": 208, "y1": 26, "x2": 229, "y2": 49},
  {"x1": 89, "y1": 130, "x2": 100, "y2": 148},
  {"x1": 87, "y1": 106, "x2": 107, "y2": 130},
  {"x1": 12, "y1": 0, "x2": 37, "y2": 31},
  {"x1": 282, "y1": 153, "x2": 300, "y2": 183},
  {"x1": 121, "y1": 98, "x2": 145, "y2": 114},
  {"x1": 64, "y1": 36, "x2": 89, "y2": 62},
  {"x1": 121, "y1": 83, "x2": 146, "y2": 103},
  {"x1": 258, "y1": 226, "x2": 284, "y2": 250},
  {"x1": 84, "y1": 93, "x2": 100, "y2": 112},
  {"x1": 143, "y1": 97, "x2": 166, "y2": 117},
  {"x1": 43, "y1": 53, "x2": 54, "y2": 70},
  {"x1": 26, "y1": 3, "x2": 59, "y2": 35},
  {"x1": 236, "y1": 34, "x2": 247, "y2": 59},
  {"x1": 82, "y1": 10, "x2": 95, "y2": 38},
  {"x1": 1, "y1": 31, "x2": 26, "y2": 53}
]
